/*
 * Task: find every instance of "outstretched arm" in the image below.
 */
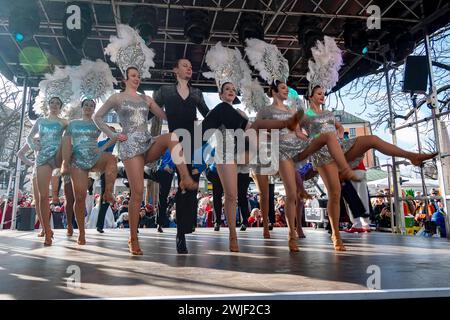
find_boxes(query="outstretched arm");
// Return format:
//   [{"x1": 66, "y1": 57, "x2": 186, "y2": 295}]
[
  {"x1": 26, "y1": 119, "x2": 40, "y2": 151},
  {"x1": 17, "y1": 144, "x2": 34, "y2": 166}
]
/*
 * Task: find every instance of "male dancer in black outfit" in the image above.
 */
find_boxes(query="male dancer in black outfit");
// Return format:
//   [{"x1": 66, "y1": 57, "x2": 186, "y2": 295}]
[{"x1": 153, "y1": 58, "x2": 210, "y2": 254}]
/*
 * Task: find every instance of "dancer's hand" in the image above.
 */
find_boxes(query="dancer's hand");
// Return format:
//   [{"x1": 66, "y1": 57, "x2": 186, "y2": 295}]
[{"x1": 117, "y1": 133, "x2": 128, "y2": 142}]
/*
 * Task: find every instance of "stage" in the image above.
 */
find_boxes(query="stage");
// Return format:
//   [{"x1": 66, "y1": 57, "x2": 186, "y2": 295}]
[{"x1": 1, "y1": 228, "x2": 450, "y2": 300}]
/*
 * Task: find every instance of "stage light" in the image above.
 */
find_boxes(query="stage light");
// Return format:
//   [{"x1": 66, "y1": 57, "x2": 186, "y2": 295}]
[
  {"x1": 238, "y1": 13, "x2": 264, "y2": 43},
  {"x1": 344, "y1": 20, "x2": 369, "y2": 55},
  {"x1": 390, "y1": 30, "x2": 415, "y2": 63},
  {"x1": 129, "y1": 5, "x2": 158, "y2": 45},
  {"x1": 8, "y1": 1, "x2": 41, "y2": 43},
  {"x1": 63, "y1": 2, "x2": 93, "y2": 49},
  {"x1": 297, "y1": 17, "x2": 324, "y2": 58},
  {"x1": 184, "y1": 10, "x2": 210, "y2": 44}
]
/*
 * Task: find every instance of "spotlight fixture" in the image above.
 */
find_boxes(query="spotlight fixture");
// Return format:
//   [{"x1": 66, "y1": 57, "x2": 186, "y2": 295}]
[
  {"x1": 238, "y1": 12, "x2": 264, "y2": 43},
  {"x1": 343, "y1": 20, "x2": 369, "y2": 55},
  {"x1": 129, "y1": 5, "x2": 159, "y2": 45},
  {"x1": 62, "y1": 2, "x2": 93, "y2": 49},
  {"x1": 389, "y1": 29, "x2": 415, "y2": 63},
  {"x1": 184, "y1": 10, "x2": 210, "y2": 44},
  {"x1": 297, "y1": 17, "x2": 324, "y2": 58},
  {"x1": 8, "y1": 1, "x2": 41, "y2": 42}
]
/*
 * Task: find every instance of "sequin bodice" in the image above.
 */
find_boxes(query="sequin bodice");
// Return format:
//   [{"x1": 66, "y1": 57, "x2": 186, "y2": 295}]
[
  {"x1": 304, "y1": 110, "x2": 336, "y2": 139},
  {"x1": 67, "y1": 119, "x2": 101, "y2": 169},
  {"x1": 35, "y1": 118, "x2": 65, "y2": 166}
]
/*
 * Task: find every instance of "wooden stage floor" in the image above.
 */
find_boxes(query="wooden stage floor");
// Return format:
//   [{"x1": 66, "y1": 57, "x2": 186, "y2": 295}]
[{"x1": 1, "y1": 228, "x2": 450, "y2": 300}]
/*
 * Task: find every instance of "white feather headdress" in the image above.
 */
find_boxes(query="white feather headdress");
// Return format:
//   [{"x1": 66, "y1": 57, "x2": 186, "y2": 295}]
[
  {"x1": 245, "y1": 38, "x2": 289, "y2": 85},
  {"x1": 72, "y1": 59, "x2": 117, "y2": 102},
  {"x1": 240, "y1": 78, "x2": 270, "y2": 113},
  {"x1": 32, "y1": 66, "x2": 75, "y2": 117},
  {"x1": 306, "y1": 36, "x2": 343, "y2": 93},
  {"x1": 202, "y1": 41, "x2": 252, "y2": 92},
  {"x1": 105, "y1": 24, "x2": 155, "y2": 79}
]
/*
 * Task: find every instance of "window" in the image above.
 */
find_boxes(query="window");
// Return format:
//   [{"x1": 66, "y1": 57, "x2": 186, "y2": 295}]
[
  {"x1": 349, "y1": 128, "x2": 356, "y2": 137},
  {"x1": 106, "y1": 112, "x2": 117, "y2": 123}
]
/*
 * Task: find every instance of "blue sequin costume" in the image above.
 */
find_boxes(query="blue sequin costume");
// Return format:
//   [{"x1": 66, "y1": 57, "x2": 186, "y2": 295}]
[
  {"x1": 66, "y1": 119, "x2": 102, "y2": 170},
  {"x1": 27, "y1": 118, "x2": 66, "y2": 167}
]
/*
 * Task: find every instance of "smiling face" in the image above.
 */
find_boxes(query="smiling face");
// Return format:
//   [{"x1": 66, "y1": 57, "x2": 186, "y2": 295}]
[
  {"x1": 48, "y1": 97, "x2": 62, "y2": 115},
  {"x1": 272, "y1": 81, "x2": 289, "y2": 101},
  {"x1": 310, "y1": 86, "x2": 325, "y2": 106},
  {"x1": 124, "y1": 67, "x2": 141, "y2": 90},
  {"x1": 219, "y1": 82, "x2": 237, "y2": 104},
  {"x1": 174, "y1": 59, "x2": 193, "y2": 81},
  {"x1": 81, "y1": 99, "x2": 96, "y2": 117}
]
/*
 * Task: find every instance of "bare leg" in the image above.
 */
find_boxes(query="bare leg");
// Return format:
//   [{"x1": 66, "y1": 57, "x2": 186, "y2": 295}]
[
  {"x1": 317, "y1": 162, "x2": 346, "y2": 251},
  {"x1": 123, "y1": 156, "x2": 145, "y2": 255},
  {"x1": 345, "y1": 135, "x2": 438, "y2": 166},
  {"x1": 295, "y1": 171, "x2": 306, "y2": 238},
  {"x1": 32, "y1": 177, "x2": 44, "y2": 237},
  {"x1": 297, "y1": 132, "x2": 359, "y2": 181},
  {"x1": 91, "y1": 153, "x2": 118, "y2": 203},
  {"x1": 216, "y1": 163, "x2": 239, "y2": 252},
  {"x1": 61, "y1": 136, "x2": 72, "y2": 175},
  {"x1": 144, "y1": 133, "x2": 197, "y2": 190},
  {"x1": 278, "y1": 159, "x2": 300, "y2": 252},
  {"x1": 36, "y1": 165, "x2": 54, "y2": 246},
  {"x1": 70, "y1": 168, "x2": 89, "y2": 245},
  {"x1": 252, "y1": 173, "x2": 270, "y2": 238},
  {"x1": 63, "y1": 179, "x2": 74, "y2": 236},
  {"x1": 50, "y1": 175, "x2": 60, "y2": 204}
]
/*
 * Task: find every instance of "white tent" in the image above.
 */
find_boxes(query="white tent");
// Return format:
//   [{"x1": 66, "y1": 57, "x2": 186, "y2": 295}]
[{"x1": 367, "y1": 177, "x2": 439, "y2": 193}]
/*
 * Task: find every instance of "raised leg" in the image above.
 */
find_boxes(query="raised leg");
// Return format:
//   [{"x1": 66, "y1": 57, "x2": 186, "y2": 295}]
[{"x1": 91, "y1": 153, "x2": 118, "y2": 203}]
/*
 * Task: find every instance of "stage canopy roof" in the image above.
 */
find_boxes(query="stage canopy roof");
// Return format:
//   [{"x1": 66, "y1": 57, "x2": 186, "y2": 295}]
[{"x1": 0, "y1": 0, "x2": 449, "y2": 93}]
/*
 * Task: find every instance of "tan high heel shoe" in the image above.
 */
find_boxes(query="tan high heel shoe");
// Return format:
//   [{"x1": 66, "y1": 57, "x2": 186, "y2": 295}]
[
  {"x1": 285, "y1": 109, "x2": 305, "y2": 131},
  {"x1": 66, "y1": 225, "x2": 73, "y2": 237},
  {"x1": 44, "y1": 230, "x2": 54, "y2": 246},
  {"x1": 339, "y1": 167, "x2": 361, "y2": 182},
  {"x1": 77, "y1": 234, "x2": 86, "y2": 245},
  {"x1": 37, "y1": 229, "x2": 45, "y2": 237},
  {"x1": 288, "y1": 236, "x2": 300, "y2": 252},
  {"x1": 179, "y1": 176, "x2": 198, "y2": 194},
  {"x1": 331, "y1": 235, "x2": 346, "y2": 251},
  {"x1": 128, "y1": 237, "x2": 143, "y2": 255},
  {"x1": 410, "y1": 152, "x2": 438, "y2": 167},
  {"x1": 263, "y1": 227, "x2": 271, "y2": 239},
  {"x1": 229, "y1": 236, "x2": 239, "y2": 252}
]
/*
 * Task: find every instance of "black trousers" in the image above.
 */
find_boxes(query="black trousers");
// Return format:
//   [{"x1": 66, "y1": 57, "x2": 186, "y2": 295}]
[
  {"x1": 96, "y1": 173, "x2": 109, "y2": 230},
  {"x1": 341, "y1": 181, "x2": 366, "y2": 219},
  {"x1": 237, "y1": 173, "x2": 251, "y2": 226},
  {"x1": 205, "y1": 168, "x2": 223, "y2": 225},
  {"x1": 176, "y1": 164, "x2": 200, "y2": 235},
  {"x1": 268, "y1": 183, "x2": 275, "y2": 224},
  {"x1": 155, "y1": 170, "x2": 174, "y2": 227}
]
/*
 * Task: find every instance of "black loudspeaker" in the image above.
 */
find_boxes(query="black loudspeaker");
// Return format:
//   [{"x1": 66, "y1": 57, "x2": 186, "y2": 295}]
[
  {"x1": 16, "y1": 207, "x2": 36, "y2": 231},
  {"x1": 403, "y1": 56, "x2": 429, "y2": 94}
]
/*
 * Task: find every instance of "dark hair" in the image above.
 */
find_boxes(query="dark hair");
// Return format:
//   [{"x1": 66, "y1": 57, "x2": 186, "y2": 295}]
[
  {"x1": 120, "y1": 67, "x2": 140, "y2": 91},
  {"x1": 220, "y1": 82, "x2": 234, "y2": 94},
  {"x1": 81, "y1": 99, "x2": 96, "y2": 108},
  {"x1": 267, "y1": 80, "x2": 284, "y2": 98},
  {"x1": 308, "y1": 85, "x2": 322, "y2": 99},
  {"x1": 173, "y1": 58, "x2": 190, "y2": 69},
  {"x1": 49, "y1": 96, "x2": 63, "y2": 108}
]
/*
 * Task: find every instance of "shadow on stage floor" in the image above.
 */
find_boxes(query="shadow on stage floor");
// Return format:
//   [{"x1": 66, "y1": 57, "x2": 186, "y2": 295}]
[{"x1": 1, "y1": 228, "x2": 450, "y2": 299}]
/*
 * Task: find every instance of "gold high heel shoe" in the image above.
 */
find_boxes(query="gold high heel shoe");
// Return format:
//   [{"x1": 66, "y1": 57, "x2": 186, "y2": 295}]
[
  {"x1": 331, "y1": 235, "x2": 346, "y2": 251},
  {"x1": 44, "y1": 230, "x2": 54, "y2": 246},
  {"x1": 128, "y1": 237, "x2": 143, "y2": 255},
  {"x1": 410, "y1": 152, "x2": 438, "y2": 167},
  {"x1": 229, "y1": 236, "x2": 239, "y2": 252},
  {"x1": 37, "y1": 229, "x2": 45, "y2": 237},
  {"x1": 179, "y1": 176, "x2": 198, "y2": 194},
  {"x1": 288, "y1": 236, "x2": 300, "y2": 252}
]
